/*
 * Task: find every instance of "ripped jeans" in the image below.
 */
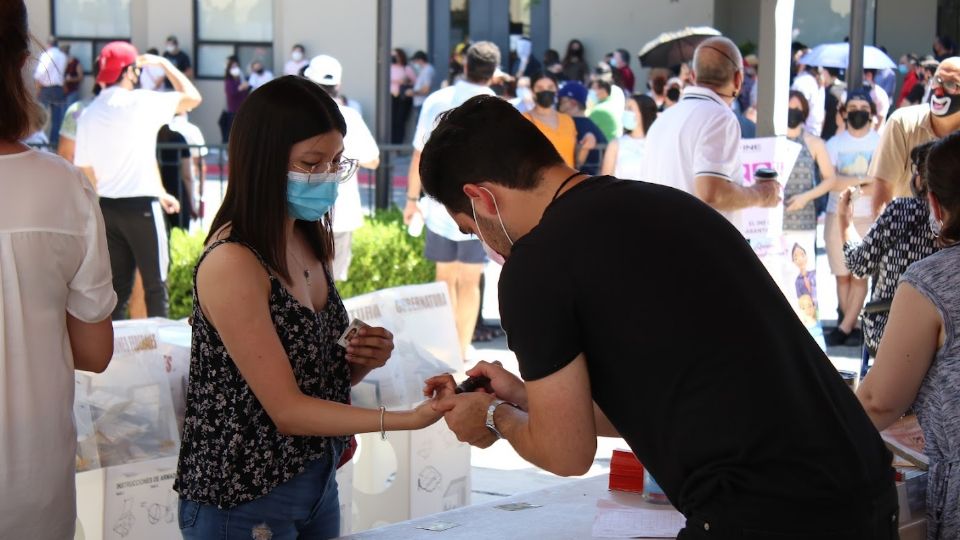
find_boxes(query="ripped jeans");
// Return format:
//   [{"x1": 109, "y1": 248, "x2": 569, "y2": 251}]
[{"x1": 178, "y1": 452, "x2": 341, "y2": 540}]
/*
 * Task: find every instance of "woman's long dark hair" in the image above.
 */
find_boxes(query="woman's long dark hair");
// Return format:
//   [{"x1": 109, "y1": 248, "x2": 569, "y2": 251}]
[
  {"x1": 0, "y1": 0, "x2": 43, "y2": 141},
  {"x1": 631, "y1": 94, "x2": 659, "y2": 136},
  {"x1": 926, "y1": 131, "x2": 960, "y2": 246},
  {"x1": 207, "y1": 76, "x2": 347, "y2": 281},
  {"x1": 562, "y1": 39, "x2": 584, "y2": 66}
]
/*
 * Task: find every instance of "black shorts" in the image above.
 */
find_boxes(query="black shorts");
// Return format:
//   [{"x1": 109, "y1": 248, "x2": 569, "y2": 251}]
[{"x1": 424, "y1": 228, "x2": 487, "y2": 264}]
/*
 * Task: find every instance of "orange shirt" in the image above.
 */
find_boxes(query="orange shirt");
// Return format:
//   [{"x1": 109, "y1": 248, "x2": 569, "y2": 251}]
[{"x1": 523, "y1": 111, "x2": 577, "y2": 167}]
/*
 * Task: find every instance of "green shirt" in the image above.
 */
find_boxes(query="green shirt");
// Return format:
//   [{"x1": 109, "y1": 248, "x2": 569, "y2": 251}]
[
  {"x1": 59, "y1": 100, "x2": 87, "y2": 141},
  {"x1": 589, "y1": 98, "x2": 622, "y2": 142}
]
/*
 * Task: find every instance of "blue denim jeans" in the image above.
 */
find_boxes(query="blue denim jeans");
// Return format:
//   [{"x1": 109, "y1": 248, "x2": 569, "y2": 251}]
[
  {"x1": 37, "y1": 85, "x2": 65, "y2": 146},
  {"x1": 179, "y1": 452, "x2": 341, "y2": 540}
]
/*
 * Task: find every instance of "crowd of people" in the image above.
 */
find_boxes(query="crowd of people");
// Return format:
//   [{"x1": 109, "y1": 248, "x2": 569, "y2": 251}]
[{"x1": 5, "y1": 0, "x2": 960, "y2": 536}]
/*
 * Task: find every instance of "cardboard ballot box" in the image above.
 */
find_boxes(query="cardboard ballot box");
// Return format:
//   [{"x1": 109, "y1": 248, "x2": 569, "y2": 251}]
[{"x1": 342, "y1": 283, "x2": 472, "y2": 533}]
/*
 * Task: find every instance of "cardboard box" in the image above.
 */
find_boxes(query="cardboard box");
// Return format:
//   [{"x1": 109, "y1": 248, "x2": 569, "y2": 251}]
[
  {"x1": 342, "y1": 283, "x2": 472, "y2": 533},
  {"x1": 77, "y1": 457, "x2": 355, "y2": 540}
]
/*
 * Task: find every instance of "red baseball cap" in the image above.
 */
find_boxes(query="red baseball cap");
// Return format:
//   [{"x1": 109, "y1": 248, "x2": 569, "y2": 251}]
[{"x1": 96, "y1": 41, "x2": 138, "y2": 84}]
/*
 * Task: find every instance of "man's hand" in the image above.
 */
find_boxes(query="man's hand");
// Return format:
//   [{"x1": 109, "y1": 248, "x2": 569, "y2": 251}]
[
  {"x1": 465, "y1": 360, "x2": 528, "y2": 409},
  {"x1": 433, "y1": 391, "x2": 500, "y2": 448},
  {"x1": 137, "y1": 54, "x2": 168, "y2": 68},
  {"x1": 159, "y1": 193, "x2": 181, "y2": 214},
  {"x1": 752, "y1": 179, "x2": 782, "y2": 208}
]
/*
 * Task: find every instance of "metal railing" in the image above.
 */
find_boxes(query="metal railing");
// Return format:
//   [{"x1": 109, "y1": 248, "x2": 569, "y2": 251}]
[{"x1": 32, "y1": 141, "x2": 612, "y2": 227}]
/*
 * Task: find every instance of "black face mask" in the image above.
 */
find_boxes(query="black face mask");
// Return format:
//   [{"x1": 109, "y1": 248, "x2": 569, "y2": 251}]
[
  {"x1": 666, "y1": 87, "x2": 680, "y2": 102},
  {"x1": 787, "y1": 108, "x2": 805, "y2": 129},
  {"x1": 535, "y1": 90, "x2": 556, "y2": 108},
  {"x1": 846, "y1": 110, "x2": 871, "y2": 130}
]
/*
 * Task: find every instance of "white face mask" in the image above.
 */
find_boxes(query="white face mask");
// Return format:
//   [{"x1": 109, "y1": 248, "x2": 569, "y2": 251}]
[
  {"x1": 165, "y1": 44, "x2": 176, "y2": 54},
  {"x1": 229, "y1": 66, "x2": 242, "y2": 78},
  {"x1": 929, "y1": 205, "x2": 943, "y2": 236},
  {"x1": 622, "y1": 110, "x2": 638, "y2": 132},
  {"x1": 470, "y1": 187, "x2": 513, "y2": 266},
  {"x1": 291, "y1": 50, "x2": 304, "y2": 62}
]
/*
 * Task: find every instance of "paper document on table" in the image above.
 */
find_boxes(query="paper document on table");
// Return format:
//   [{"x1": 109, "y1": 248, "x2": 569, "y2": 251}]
[{"x1": 592, "y1": 499, "x2": 685, "y2": 538}]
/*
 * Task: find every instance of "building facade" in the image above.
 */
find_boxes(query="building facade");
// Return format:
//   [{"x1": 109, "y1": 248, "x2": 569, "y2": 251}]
[{"x1": 25, "y1": 0, "x2": 947, "y2": 144}]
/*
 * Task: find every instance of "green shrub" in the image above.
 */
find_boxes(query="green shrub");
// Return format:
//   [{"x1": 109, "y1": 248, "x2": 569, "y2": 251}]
[
  {"x1": 164, "y1": 209, "x2": 434, "y2": 318},
  {"x1": 336, "y1": 208, "x2": 435, "y2": 298},
  {"x1": 167, "y1": 228, "x2": 206, "y2": 320}
]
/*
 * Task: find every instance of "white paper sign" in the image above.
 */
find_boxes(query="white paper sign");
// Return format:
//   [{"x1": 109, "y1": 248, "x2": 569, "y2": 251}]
[{"x1": 737, "y1": 136, "x2": 803, "y2": 241}]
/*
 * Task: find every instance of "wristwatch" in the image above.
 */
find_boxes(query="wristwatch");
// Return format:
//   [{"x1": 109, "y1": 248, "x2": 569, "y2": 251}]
[{"x1": 485, "y1": 399, "x2": 509, "y2": 439}]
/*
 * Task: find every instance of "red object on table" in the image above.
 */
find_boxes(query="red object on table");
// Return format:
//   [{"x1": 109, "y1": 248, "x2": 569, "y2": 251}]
[{"x1": 609, "y1": 448, "x2": 645, "y2": 494}]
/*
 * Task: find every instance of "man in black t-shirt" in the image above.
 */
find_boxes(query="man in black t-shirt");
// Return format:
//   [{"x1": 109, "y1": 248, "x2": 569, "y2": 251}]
[
  {"x1": 162, "y1": 35, "x2": 193, "y2": 90},
  {"x1": 156, "y1": 124, "x2": 194, "y2": 231},
  {"x1": 422, "y1": 95, "x2": 898, "y2": 539}
]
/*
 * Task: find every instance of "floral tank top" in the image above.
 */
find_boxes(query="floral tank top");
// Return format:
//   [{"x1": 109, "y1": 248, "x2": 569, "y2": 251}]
[{"x1": 174, "y1": 238, "x2": 351, "y2": 509}]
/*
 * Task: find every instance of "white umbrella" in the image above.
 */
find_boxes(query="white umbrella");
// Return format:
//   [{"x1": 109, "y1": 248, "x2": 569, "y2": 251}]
[{"x1": 798, "y1": 43, "x2": 896, "y2": 70}]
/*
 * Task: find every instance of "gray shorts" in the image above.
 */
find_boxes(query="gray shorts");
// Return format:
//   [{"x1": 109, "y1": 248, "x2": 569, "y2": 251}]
[{"x1": 424, "y1": 228, "x2": 487, "y2": 264}]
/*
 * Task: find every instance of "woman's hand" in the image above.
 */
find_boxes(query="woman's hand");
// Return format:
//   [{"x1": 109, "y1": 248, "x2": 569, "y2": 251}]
[
  {"x1": 408, "y1": 398, "x2": 445, "y2": 430},
  {"x1": 785, "y1": 194, "x2": 807, "y2": 212},
  {"x1": 346, "y1": 326, "x2": 394, "y2": 370},
  {"x1": 838, "y1": 188, "x2": 855, "y2": 239}
]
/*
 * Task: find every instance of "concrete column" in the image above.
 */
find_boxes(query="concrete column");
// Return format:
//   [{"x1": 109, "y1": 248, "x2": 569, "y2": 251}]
[
  {"x1": 469, "y1": 0, "x2": 510, "y2": 69},
  {"x1": 756, "y1": 0, "x2": 795, "y2": 137},
  {"x1": 848, "y1": 0, "x2": 868, "y2": 90}
]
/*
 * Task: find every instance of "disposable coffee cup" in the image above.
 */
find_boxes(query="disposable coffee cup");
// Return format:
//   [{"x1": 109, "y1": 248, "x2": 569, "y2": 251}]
[{"x1": 754, "y1": 167, "x2": 778, "y2": 183}]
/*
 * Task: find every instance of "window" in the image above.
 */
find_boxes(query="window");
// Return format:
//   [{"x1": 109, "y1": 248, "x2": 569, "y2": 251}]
[
  {"x1": 51, "y1": 0, "x2": 131, "y2": 73},
  {"x1": 194, "y1": 0, "x2": 274, "y2": 79}
]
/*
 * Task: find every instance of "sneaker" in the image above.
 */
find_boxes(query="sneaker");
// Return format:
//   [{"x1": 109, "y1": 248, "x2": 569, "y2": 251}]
[{"x1": 826, "y1": 327, "x2": 850, "y2": 347}]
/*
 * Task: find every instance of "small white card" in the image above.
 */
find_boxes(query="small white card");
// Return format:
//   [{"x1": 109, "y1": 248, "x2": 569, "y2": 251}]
[{"x1": 337, "y1": 318, "x2": 371, "y2": 348}]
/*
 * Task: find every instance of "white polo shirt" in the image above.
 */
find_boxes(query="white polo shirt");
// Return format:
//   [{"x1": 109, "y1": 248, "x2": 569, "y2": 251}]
[
  {"x1": 333, "y1": 104, "x2": 380, "y2": 233},
  {"x1": 414, "y1": 81, "x2": 495, "y2": 241},
  {"x1": 640, "y1": 86, "x2": 744, "y2": 214},
  {"x1": 74, "y1": 87, "x2": 181, "y2": 199}
]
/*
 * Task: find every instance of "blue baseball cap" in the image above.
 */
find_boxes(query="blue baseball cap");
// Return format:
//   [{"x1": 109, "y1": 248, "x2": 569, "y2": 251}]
[{"x1": 558, "y1": 81, "x2": 588, "y2": 107}]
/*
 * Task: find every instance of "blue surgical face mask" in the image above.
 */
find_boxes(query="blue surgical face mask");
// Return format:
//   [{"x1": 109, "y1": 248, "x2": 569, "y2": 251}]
[
  {"x1": 899, "y1": 64, "x2": 909, "y2": 75},
  {"x1": 287, "y1": 171, "x2": 339, "y2": 221},
  {"x1": 622, "y1": 110, "x2": 638, "y2": 132}
]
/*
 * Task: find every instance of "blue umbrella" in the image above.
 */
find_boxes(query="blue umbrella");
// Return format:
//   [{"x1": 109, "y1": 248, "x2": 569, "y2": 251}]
[{"x1": 799, "y1": 43, "x2": 896, "y2": 70}]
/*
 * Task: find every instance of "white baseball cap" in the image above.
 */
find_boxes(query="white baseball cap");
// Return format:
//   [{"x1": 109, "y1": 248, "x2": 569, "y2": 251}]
[{"x1": 304, "y1": 55, "x2": 342, "y2": 86}]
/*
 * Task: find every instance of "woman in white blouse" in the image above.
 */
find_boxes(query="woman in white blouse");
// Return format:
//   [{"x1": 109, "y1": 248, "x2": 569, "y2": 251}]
[{"x1": 0, "y1": 3, "x2": 117, "y2": 538}]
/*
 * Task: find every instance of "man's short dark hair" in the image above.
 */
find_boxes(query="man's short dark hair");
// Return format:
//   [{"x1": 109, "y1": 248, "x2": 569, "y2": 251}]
[
  {"x1": 412, "y1": 50, "x2": 428, "y2": 62},
  {"x1": 319, "y1": 84, "x2": 338, "y2": 98},
  {"x1": 167, "y1": 35, "x2": 178, "y2": 45},
  {"x1": 420, "y1": 95, "x2": 563, "y2": 216},
  {"x1": 465, "y1": 41, "x2": 500, "y2": 83},
  {"x1": 592, "y1": 79, "x2": 611, "y2": 94}
]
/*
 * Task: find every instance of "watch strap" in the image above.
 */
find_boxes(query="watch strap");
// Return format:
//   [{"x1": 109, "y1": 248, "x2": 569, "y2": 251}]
[{"x1": 486, "y1": 399, "x2": 508, "y2": 439}]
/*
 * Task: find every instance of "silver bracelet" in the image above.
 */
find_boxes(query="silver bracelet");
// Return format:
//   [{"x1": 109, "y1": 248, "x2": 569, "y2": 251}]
[{"x1": 379, "y1": 406, "x2": 386, "y2": 440}]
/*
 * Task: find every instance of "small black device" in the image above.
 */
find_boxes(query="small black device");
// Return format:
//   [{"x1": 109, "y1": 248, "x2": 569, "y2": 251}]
[{"x1": 455, "y1": 375, "x2": 491, "y2": 394}]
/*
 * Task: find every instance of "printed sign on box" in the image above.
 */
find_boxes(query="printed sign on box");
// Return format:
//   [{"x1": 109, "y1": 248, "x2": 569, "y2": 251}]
[
  {"x1": 342, "y1": 282, "x2": 471, "y2": 533},
  {"x1": 736, "y1": 136, "x2": 802, "y2": 241}
]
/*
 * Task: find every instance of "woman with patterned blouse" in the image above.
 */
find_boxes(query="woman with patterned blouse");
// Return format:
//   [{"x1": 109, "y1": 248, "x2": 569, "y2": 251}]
[
  {"x1": 839, "y1": 141, "x2": 939, "y2": 363},
  {"x1": 857, "y1": 132, "x2": 960, "y2": 539},
  {"x1": 174, "y1": 76, "x2": 446, "y2": 540}
]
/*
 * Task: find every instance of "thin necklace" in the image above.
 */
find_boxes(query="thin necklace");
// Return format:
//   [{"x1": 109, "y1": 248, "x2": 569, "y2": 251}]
[{"x1": 290, "y1": 248, "x2": 312, "y2": 286}]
